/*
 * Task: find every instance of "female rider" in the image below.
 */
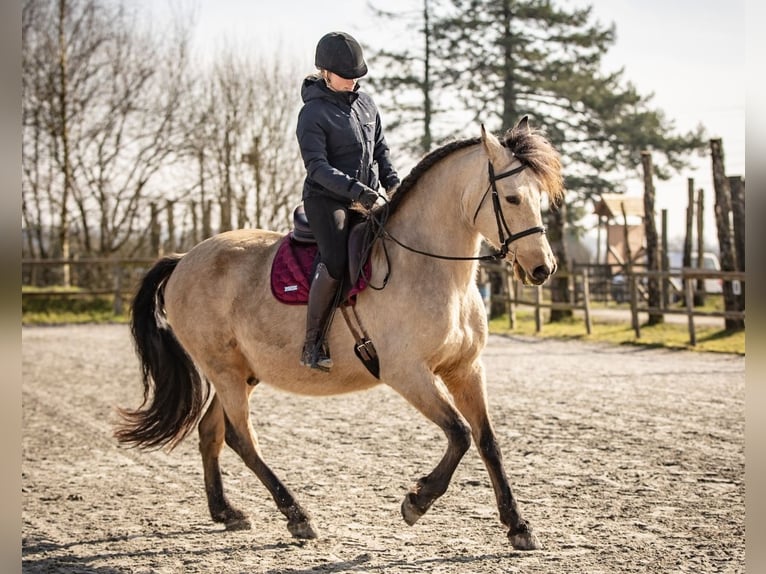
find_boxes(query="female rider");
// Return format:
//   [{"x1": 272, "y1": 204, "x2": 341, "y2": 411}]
[{"x1": 296, "y1": 31, "x2": 399, "y2": 372}]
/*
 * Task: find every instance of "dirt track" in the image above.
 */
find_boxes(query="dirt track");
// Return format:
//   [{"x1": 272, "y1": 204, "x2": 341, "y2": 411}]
[{"x1": 22, "y1": 324, "x2": 744, "y2": 573}]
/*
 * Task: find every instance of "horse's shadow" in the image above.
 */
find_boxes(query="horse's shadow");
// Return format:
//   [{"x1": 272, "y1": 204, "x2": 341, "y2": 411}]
[
  {"x1": 21, "y1": 529, "x2": 291, "y2": 573},
  {"x1": 23, "y1": 530, "x2": 535, "y2": 573},
  {"x1": 263, "y1": 549, "x2": 533, "y2": 574}
]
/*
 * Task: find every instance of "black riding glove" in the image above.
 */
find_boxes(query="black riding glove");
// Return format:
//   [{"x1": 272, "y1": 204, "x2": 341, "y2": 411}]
[{"x1": 351, "y1": 182, "x2": 380, "y2": 210}]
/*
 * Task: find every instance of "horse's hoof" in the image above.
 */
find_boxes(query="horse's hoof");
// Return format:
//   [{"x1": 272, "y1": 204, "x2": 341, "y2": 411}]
[
  {"x1": 288, "y1": 519, "x2": 317, "y2": 540},
  {"x1": 508, "y1": 528, "x2": 541, "y2": 550},
  {"x1": 224, "y1": 516, "x2": 252, "y2": 531},
  {"x1": 401, "y1": 494, "x2": 425, "y2": 526}
]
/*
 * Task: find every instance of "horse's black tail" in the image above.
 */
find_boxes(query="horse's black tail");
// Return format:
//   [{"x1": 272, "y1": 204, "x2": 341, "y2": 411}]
[{"x1": 114, "y1": 254, "x2": 210, "y2": 451}]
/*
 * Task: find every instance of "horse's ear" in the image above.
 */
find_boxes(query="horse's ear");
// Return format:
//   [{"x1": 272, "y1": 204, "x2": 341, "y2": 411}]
[
  {"x1": 514, "y1": 115, "x2": 531, "y2": 134},
  {"x1": 480, "y1": 124, "x2": 504, "y2": 161}
]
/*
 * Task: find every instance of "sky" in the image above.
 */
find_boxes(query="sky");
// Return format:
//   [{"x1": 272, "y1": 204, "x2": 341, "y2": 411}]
[{"x1": 144, "y1": 0, "x2": 746, "y2": 246}]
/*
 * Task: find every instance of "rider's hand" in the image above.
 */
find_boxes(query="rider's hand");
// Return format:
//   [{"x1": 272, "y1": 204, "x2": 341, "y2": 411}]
[{"x1": 353, "y1": 184, "x2": 380, "y2": 210}]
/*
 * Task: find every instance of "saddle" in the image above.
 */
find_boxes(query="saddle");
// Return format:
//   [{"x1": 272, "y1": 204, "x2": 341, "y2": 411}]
[
  {"x1": 270, "y1": 204, "x2": 374, "y2": 306},
  {"x1": 270, "y1": 203, "x2": 380, "y2": 378}
]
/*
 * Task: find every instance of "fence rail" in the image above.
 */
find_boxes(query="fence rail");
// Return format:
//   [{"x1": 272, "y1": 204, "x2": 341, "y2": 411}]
[
  {"x1": 22, "y1": 258, "x2": 156, "y2": 315},
  {"x1": 480, "y1": 262, "x2": 745, "y2": 345}
]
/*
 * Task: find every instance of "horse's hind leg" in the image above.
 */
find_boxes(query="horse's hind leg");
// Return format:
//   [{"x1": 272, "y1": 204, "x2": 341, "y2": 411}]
[
  {"x1": 212, "y1": 380, "x2": 317, "y2": 540},
  {"x1": 441, "y1": 364, "x2": 540, "y2": 550},
  {"x1": 198, "y1": 394, "x2": 250, "y2": 530}
]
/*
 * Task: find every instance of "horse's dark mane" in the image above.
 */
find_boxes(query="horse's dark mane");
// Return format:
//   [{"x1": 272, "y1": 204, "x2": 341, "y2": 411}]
[
  {"x1": 384, "y1": 137, "x2": 481, "y2": 215},
  {"x1": 379, "y1": 124, "x2": 563, "y2": 217}
]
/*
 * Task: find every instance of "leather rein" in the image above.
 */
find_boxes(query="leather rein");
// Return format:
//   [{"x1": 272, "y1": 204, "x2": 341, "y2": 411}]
[{"x1": 371, "y1": 160, "x2": 547, "y2": 264}]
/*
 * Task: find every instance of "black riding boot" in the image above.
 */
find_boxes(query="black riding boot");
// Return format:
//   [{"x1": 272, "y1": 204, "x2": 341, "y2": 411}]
[{"x1": 300, "y1": 262, "x2": 340, "y2": 371}]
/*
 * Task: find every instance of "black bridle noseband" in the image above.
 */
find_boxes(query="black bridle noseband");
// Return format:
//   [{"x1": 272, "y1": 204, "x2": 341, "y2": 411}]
[
  {"x1": 372, "y1": 159, "x2": 546, "y2": 264},
  {"x1": 472, "y1": 161, "x2": 547, "y2": 260}
]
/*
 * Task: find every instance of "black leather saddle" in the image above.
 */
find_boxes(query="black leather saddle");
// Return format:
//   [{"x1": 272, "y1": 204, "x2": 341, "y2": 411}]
[
  {"x1": 291, "y1": 203, "x2": 315, "y2": 244},
  {"x1": 291, "y1": 203, "x2": 375, "y2": 289}
]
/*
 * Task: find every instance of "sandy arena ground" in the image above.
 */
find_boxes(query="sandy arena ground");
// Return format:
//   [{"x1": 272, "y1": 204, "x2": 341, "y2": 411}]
[{"x1": 22, "y1": 324, "x2": 744, "y2": 573}]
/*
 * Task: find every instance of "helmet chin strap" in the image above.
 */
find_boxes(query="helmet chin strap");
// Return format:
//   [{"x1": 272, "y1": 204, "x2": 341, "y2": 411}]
[{"x1": 320, "y1": 70, "x2": 357, "y2": 93}]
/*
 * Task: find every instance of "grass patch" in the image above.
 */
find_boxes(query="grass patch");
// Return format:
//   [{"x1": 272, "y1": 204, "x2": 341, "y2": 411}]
[
  {"x1": 489, "y1": 311, "x2": 744, "y2": 355},
  {"x1": 22, "y1": 291, "x2": 129, "y2": 325}
]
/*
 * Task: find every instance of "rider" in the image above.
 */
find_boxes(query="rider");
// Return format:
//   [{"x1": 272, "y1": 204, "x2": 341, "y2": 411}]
[{"x1": 296, "y1": 31, "x2": 399, "y2": 372}]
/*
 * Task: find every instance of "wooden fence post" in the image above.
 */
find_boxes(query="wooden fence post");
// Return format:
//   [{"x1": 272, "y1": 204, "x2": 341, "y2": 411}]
[
  {"x1": 112, "y1": 262, "x2": 123, "y2": 316},
  {"x1": 661, "y1": 209, "x2": 669, "y2": 309},
  {"x1": 150, "y1": 202, "x2": 161, "y2": 257},
  {"x1": 165, "y1": 199, "x2": 176, "y2": 253},
  {"x1": 710, "y1": 139, "x2": 744, "y2": 330},
  {"x1": 582, "y1": 267, "x2": 592, "y2": 335},
  {"x1": 728, "y1": 175, "x2": 745, "y2": 311},
  {"x1": 507, "y1": 270, "x2": 517, "y2": 330},
  {"x1": 695, "y1": 188, "x2": 706, "y2": 305},
  {"x1": 534, "y1": 286, "x2": 542, "y2": 333},
  {"x1": 629, "y1": 266, "x2": 640, "y2": 338},
  {"x1": 685, "y1": 271, "x2": 696, "y2": 346},
  {"x1": 641, "y1": 151, "x2": 663, "y2": 325}
]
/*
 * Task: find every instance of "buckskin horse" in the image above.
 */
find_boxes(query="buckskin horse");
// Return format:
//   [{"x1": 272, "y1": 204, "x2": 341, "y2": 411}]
[{"x1": 115, "y1": 117, "x2": 564, "y2": 550}]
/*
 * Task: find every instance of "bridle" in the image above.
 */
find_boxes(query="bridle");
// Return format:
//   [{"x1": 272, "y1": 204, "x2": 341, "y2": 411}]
[
  {"x1": 370, "y1": 159, "x2": 547, "y2": 264},
  {"x1": 471, "y1": 160, "x2": 547, "y2": 260}
]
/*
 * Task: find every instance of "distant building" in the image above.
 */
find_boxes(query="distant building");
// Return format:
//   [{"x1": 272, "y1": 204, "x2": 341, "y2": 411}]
[{"x1": 593, "y1": 193, "x2": 646, "y2": 266}]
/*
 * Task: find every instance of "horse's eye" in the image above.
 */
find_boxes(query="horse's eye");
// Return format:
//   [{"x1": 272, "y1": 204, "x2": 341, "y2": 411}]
[{"x1": 505, "y1": 195, "x2": 521, "y2": 206}]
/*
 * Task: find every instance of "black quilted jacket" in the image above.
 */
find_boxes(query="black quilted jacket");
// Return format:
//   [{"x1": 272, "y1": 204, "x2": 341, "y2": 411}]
[{"x1": 296, "y1": 75, "x2": 399, "y2": 202}]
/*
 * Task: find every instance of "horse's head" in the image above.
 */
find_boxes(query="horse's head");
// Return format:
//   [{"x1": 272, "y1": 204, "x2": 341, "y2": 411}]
[{"x1": 471, "y1": 117, "x2": 564, "y2": 285}]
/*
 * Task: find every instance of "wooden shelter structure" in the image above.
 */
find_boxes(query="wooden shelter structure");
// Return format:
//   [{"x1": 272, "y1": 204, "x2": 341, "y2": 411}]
[{"x1": 593, "y1": 193, "x2": 646, "y2": 267}]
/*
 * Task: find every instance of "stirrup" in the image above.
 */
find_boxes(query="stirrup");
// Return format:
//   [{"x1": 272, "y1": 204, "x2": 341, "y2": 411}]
[{"x1": 300, "y1": 341, "x2": 332, "y2": 372}]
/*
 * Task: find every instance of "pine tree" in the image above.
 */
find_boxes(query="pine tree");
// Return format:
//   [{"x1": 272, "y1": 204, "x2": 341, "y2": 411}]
[
  {"x1": 369, "y1": 0, "x2": 705, "y2": 320},
  {"x1": 366, "y1": 0, "x2": 447, "y2": 156}
]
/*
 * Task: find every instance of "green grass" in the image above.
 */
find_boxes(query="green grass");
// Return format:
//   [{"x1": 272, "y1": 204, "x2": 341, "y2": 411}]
[
  {"x1": 489, "y1": 311, "x2": 745, "y2": 355},
  {"x1": 22, "y1": 290, "x2": 129, "y2": 325}
]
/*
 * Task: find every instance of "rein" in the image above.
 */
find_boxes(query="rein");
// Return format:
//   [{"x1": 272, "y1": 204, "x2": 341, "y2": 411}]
[{"x1": 370, "y1": 160, "x2": 546, "y2": 265}]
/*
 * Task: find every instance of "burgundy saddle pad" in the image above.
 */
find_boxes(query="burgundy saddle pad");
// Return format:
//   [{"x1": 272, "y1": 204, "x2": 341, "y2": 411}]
[{"x1": 270, "y1": 234, "x2": 370, "y2": 305}]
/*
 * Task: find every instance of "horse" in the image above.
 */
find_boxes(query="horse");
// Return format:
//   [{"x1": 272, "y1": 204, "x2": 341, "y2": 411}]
[{"x1": 115, "y1": 116, "x2": 564, "y2": 551}]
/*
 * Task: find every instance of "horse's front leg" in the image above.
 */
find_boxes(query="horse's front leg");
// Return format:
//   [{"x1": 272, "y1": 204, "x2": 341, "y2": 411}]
[
  {"x1": 441, "y1": 363, "x2": 540, "y2": 551},
  {"x1": 388, "y1": 365, "x2": 473, "y2": 526}
]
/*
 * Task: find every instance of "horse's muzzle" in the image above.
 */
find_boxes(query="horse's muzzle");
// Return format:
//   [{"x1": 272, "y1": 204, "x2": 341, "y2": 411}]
[
  {"x1": 514, "y1": 260, "x2": 554, "y2": 286},
  {"x1": 530, "y1": 264, "x2": 553, "y2": 285}
]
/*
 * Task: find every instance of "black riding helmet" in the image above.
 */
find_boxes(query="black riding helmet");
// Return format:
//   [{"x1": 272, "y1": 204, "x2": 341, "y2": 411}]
[{"x1": 314, "y1": 32, "x2": 368, "y2": 79}]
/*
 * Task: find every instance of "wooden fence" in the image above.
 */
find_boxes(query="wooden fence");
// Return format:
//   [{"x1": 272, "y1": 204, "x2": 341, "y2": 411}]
[
  {"x1": 481, "y1": 261, "x2": 594, "y2": 334},
  {"x1": 22, "y1": 258, "x2": 156, "y2": 316},
  {"x1": 480, "y1": 262, "x2": 745, "y2": 346},
  {"x1": 624, "y1": 268, "x2": 745, "y2": 345}
]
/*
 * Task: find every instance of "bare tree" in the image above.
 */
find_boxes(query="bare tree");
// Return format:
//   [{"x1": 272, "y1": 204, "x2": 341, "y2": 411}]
[
  {"x1": 67, "y1": 5, "x2": 192, "y2": 257},
  {"x1": 21, "y1": 0, "x2": 54, "y2": 261},
  {"x1": 246, "y1": 56, "x2": 305, "y2": 231},
  {"x1": 175, "y1": 70, "x2": 217, "y2": 246},
  {"x1": 22, "y1": 0, "x2": 193, "y2": 267},
  {"x1": 189, "y1": 47, "x2": 257, "y2": 234},
  {"x1": 183, "y1": 47, "x2": 304, "y2": 238},
  {"x1": 22, "y1": 0, "x2": 105, "y2": 280},
  {"x1": 24, "y1": 0, "x2": 307, "y2": 273}
]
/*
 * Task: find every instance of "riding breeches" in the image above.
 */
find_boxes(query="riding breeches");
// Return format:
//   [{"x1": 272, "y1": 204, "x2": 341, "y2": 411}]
[{"x1": 303, "y1": 195, "x2": 362, "y2": 281}]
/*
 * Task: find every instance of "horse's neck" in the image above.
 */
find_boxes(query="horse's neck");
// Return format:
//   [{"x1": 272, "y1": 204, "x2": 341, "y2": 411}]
[{"x1": 384, "y1": 163, "x2": 482, "y2": 287}]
